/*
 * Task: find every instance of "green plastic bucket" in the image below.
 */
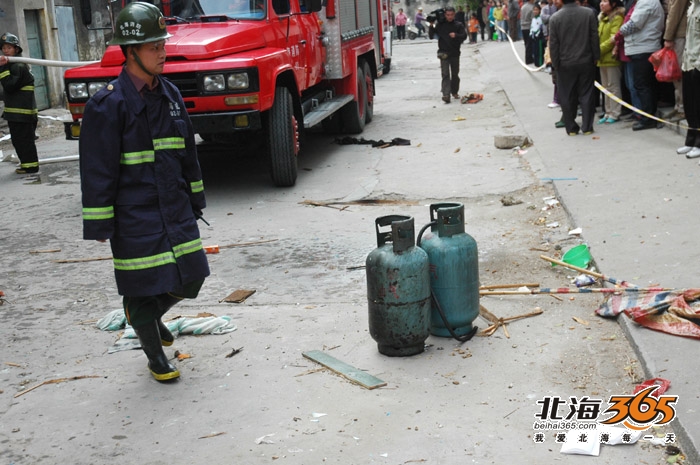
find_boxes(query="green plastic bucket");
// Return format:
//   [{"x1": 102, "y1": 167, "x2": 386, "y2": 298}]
[{"x1": 561, "y1": 244, "x2": 591, "y2": 268}]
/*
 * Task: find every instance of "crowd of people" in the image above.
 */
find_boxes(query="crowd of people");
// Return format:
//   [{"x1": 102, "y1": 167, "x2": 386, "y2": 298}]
[{"x1": 395, "y1": 0, "x2": 700, "y2": 157}]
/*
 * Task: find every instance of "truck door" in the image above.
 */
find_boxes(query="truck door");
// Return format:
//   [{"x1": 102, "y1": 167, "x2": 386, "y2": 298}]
[
  {"x1": 296, "y1": 0, "x2": 324, "y2": 88},
  {"x1": 271, "y1": 0, "x2": 307, "y2": 88}
]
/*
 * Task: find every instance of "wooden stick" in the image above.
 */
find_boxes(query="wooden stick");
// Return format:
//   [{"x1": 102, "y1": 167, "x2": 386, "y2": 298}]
[
  {"x1": 480, "y1": 287, "x2": 671, "y2": 296},
  {"x1": 14, "y1": 375, "x2": 102, "y2": 398},
  {"x1": 218, "y1": 239, "x2": 278, "y2": 249},
  {"x1": 540, "y1": 255, "x2": 604, "y2": 278},
  {"x1": 480, "y1": 283, "x2": 539, "y2": 290},
  {"x1": 53, "y1": 256, "x2": 112, "y2": 264},
  {"x1": 29, "y1": 249, "x2": 61, "y2": 254}
]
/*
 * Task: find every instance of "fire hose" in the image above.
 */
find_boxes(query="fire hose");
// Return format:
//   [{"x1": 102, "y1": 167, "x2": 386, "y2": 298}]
[{"x1": 4, "y1": 56, "x2": 99, "y2": 68}]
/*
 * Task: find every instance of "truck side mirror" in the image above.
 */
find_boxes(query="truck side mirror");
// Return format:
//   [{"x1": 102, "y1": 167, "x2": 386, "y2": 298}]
[{"x1": 307, "y1": 0, "x2": 322, "y2": 12}]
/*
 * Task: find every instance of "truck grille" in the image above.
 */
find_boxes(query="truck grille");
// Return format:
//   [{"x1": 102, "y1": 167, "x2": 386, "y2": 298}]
[{"x1": 164, "y1": 72, "x2": 199, "y2": 98}]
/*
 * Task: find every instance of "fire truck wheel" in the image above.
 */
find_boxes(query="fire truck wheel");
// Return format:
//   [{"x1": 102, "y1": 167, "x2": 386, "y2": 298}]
[
  {"x1": 267, "y1": 86, "x2": 299, "y2": 187},
  {"x1": 362, "y1": 60, "x2": 374, "y2": 124},
  {"x1": 340, "y1": 64, "x2": 367, "y2": 134}
]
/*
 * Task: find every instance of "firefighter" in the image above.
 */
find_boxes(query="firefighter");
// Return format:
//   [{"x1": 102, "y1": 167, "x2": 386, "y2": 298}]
[
  {"x1": 0, "y1": 32, "x2": 39, "y2": 174},
  {"x1": 79, "y1": 2, "x2": 210, "y2": 382}
]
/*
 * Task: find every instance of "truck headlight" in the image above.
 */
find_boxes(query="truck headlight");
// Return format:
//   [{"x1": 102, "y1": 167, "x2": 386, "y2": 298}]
[
  {"x1": 227, "y1": 73, "x2": 249, "y2": 90},
  {"x1": 203, "y1": 74, "x2": 226, "y2": 92},
  {"x1": 88, "y1": 82, "x2": 107, "y2": 96},
  {"x1": 68, "y1": 82, "x2": 108, "y2": 100},
  {"x1": 68, "y1": 83, "x2": 88, "y2": 99},
  {"x1": 202, "y1": 72, "x2": 250, "y2": 92}
]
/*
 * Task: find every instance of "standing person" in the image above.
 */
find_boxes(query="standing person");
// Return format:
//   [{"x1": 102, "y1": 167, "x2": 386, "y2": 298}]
[
  {"x1": 530, "y1": 4, "x2": 546, "y2": 66},
  {"x1": 456, "y1": 5, "x2": 467, "y2": 24},
  {"x1": 493, "y1": 2, "x2": 506, "y2": 41},
  {"x1": 521, "y1": 0, "x2": 536, "y2": 64},
  {"x1": 429, "y1": 6, "x2": 468, "y2": 103},
  {"x1": 663, "y1": 0, "x2": 689, "y2": 122},
  {"x1": 615, "y1": 0, "x2": 665, "y2": 130},
  {"x1": 678, "y1": 0, "x2": 700, "y2": 158},
  {"x1": 479, "y1": 0, "x2": 489, "y2": 40},
  {"x1": 415, "y1": 8, "x2": 427, "y2": 38},
  {"x1": 597, "y1": 0, "x2": 625, "y2": 124},
  {"x1": 489, "y1": 1, "x2": 498, "y2": 39},
  {"x1": 509, "y1": 0, "x2": 521, "y2": 41},
  {"x1": 80, "y1": 2, "x2": 210, "y2": 382},
  {"x1": 549, "y1": 0, "x2": 600, "y2": 135},
  {"x1": 468, "y1": 12, "x2": 481, "y2": 43},
  {"x1": 395, "y1": 8, "x2": 408, "y2": 40},
  {"x1": 0, "y1": 33, "x2": 39, "y2": 175}
]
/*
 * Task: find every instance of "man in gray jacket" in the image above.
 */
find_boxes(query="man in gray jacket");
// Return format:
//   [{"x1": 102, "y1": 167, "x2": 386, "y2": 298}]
[
  {"x1": 521, "y1": 0, "x2": 536, "y2": 64},
  {"x1": 549, "y1": 0, "x2": 599, "y2": 135},
  {"x1": 616, "y1": 0, "x2": 665, "y2": 130}
]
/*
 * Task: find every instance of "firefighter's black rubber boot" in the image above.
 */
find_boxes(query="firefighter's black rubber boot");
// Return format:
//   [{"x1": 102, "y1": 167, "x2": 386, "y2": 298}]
[
  {"x1": 133, "y1": 321, "x2": 180, "y2": 382},
  {"x1": 157, "y1": 319, "x2": 174, "y2": 346},
  {"x1": 156, "y1": 293, "x2": 182, "y2": 346}
]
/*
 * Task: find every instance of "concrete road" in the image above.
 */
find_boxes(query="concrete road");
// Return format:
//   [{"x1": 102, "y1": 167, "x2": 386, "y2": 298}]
[{"x1": 0, "y1": 37, "x2": 692, "y2": 464}]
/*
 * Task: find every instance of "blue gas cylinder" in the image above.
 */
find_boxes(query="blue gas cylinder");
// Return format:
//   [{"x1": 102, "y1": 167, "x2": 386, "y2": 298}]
[
  {"x1": 418, "y1": 203, "x2": 479, "y2": 339},
  {"x1": 366, "y1": 215, "x2": 431, "y2": 356}
]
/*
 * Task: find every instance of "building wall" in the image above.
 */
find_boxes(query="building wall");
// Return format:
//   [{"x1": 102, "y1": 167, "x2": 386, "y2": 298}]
[{"x1": 0, "y1": 0, "x2": 114, "y2": 108}]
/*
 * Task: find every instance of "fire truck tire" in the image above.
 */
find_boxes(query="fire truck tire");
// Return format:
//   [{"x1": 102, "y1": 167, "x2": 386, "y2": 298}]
[
  {"x1": 267, "y1": 87, "x2": 299, "y2": 187},
  {"x1": 340, "y1": 64, "x2": 367, "y2": 134},
  {"x1": 362, "y1": 60, "x2": 374, "y2": 124}
]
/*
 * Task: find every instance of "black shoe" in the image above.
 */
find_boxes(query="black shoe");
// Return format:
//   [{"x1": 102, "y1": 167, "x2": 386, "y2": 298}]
[
  {"x1": 632, "y1": 121, "x2": 656, "y2": 131},
  {"x1": 133, "y1": 320, "x2": 180, "y2": 382},
  {"x1": 15, "y1": 168, "x2": 39, "y2": 174},
  {"x1": 442, "y1": 95, "x2": 451, "y2": 103}
]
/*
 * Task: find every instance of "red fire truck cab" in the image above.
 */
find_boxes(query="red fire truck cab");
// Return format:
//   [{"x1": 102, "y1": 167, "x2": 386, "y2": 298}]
[{"x1": 64, "y1": 0, "x2": 389, "y2": 186}]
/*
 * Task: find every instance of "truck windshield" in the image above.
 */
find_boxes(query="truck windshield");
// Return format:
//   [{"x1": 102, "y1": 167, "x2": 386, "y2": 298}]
[{"x1": 141, "y1": 0, "x2": 265, "y2": 20}]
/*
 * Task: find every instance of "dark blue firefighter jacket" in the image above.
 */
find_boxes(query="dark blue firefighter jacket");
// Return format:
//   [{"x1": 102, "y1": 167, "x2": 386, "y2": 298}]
[{"x1": 79, "y1": 69, "x2": 210, "y2": 297}]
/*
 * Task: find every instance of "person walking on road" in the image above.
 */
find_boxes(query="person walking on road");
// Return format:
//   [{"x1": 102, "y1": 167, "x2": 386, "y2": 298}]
[
  {"x1": 395, "y1": 8, "x2": 408, "y2": 40},
  {"x1": 429, "y1": 6, "x2": 468, "y2": 103},
  {"x1": 678, "y1": 0, "x2": 700, "y2": 159},
  {"x1": 415, "y1": 8, "x2": 427, "y2": 38},
  {"x1": 79, "y1": 2, "x2": 210, "y2": 382},
  {"x1": 549, "y1": 0, "x2": 600, "y2": 135},
  {"x1": 0, "y1": 32, "x2": 39, "y2": 175}
]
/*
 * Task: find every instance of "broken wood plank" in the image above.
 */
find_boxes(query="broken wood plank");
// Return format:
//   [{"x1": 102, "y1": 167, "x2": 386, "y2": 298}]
[
  {"x1": 220, "y1": 289, "x2": 256, "y2": 303},
  {"x1": 302, "y1": 350, "x2": 386, "y2": 390}
]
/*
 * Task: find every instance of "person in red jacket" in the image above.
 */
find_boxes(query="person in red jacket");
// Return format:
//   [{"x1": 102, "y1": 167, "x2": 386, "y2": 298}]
[{"x1": 79, "y1": 2, "x2": 210, "y2": 382}]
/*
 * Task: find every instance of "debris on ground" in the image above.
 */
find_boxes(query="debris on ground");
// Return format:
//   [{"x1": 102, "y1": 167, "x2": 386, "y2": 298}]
[
  {"x1": 333, "y1": 136, "x2": 410, "y2": 148},
  {"x1": 302, "y1": 350, "x2": 386, "y2": 389},
  {"x1": 221, "y1": 289, "x2": 256, "y2": 303}
]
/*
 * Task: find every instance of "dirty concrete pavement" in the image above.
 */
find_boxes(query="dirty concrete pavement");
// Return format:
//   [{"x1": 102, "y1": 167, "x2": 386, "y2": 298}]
[{"x1": 0, "y1": 38, "x2": 693, "y2": 464}]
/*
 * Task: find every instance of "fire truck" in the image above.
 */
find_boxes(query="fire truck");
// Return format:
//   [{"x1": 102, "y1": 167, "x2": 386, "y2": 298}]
[{"x1": 64, "y1": 0, "x2": 391, "y2": 186}]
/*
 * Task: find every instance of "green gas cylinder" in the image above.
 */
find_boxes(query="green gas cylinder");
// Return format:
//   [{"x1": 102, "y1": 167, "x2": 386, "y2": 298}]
[
  {"x1": 366, "y1": 215, "x2": 431, "y2": 356},
  {"x1": 418, "y1": 203, "x2": 479, "y2": 340}
]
